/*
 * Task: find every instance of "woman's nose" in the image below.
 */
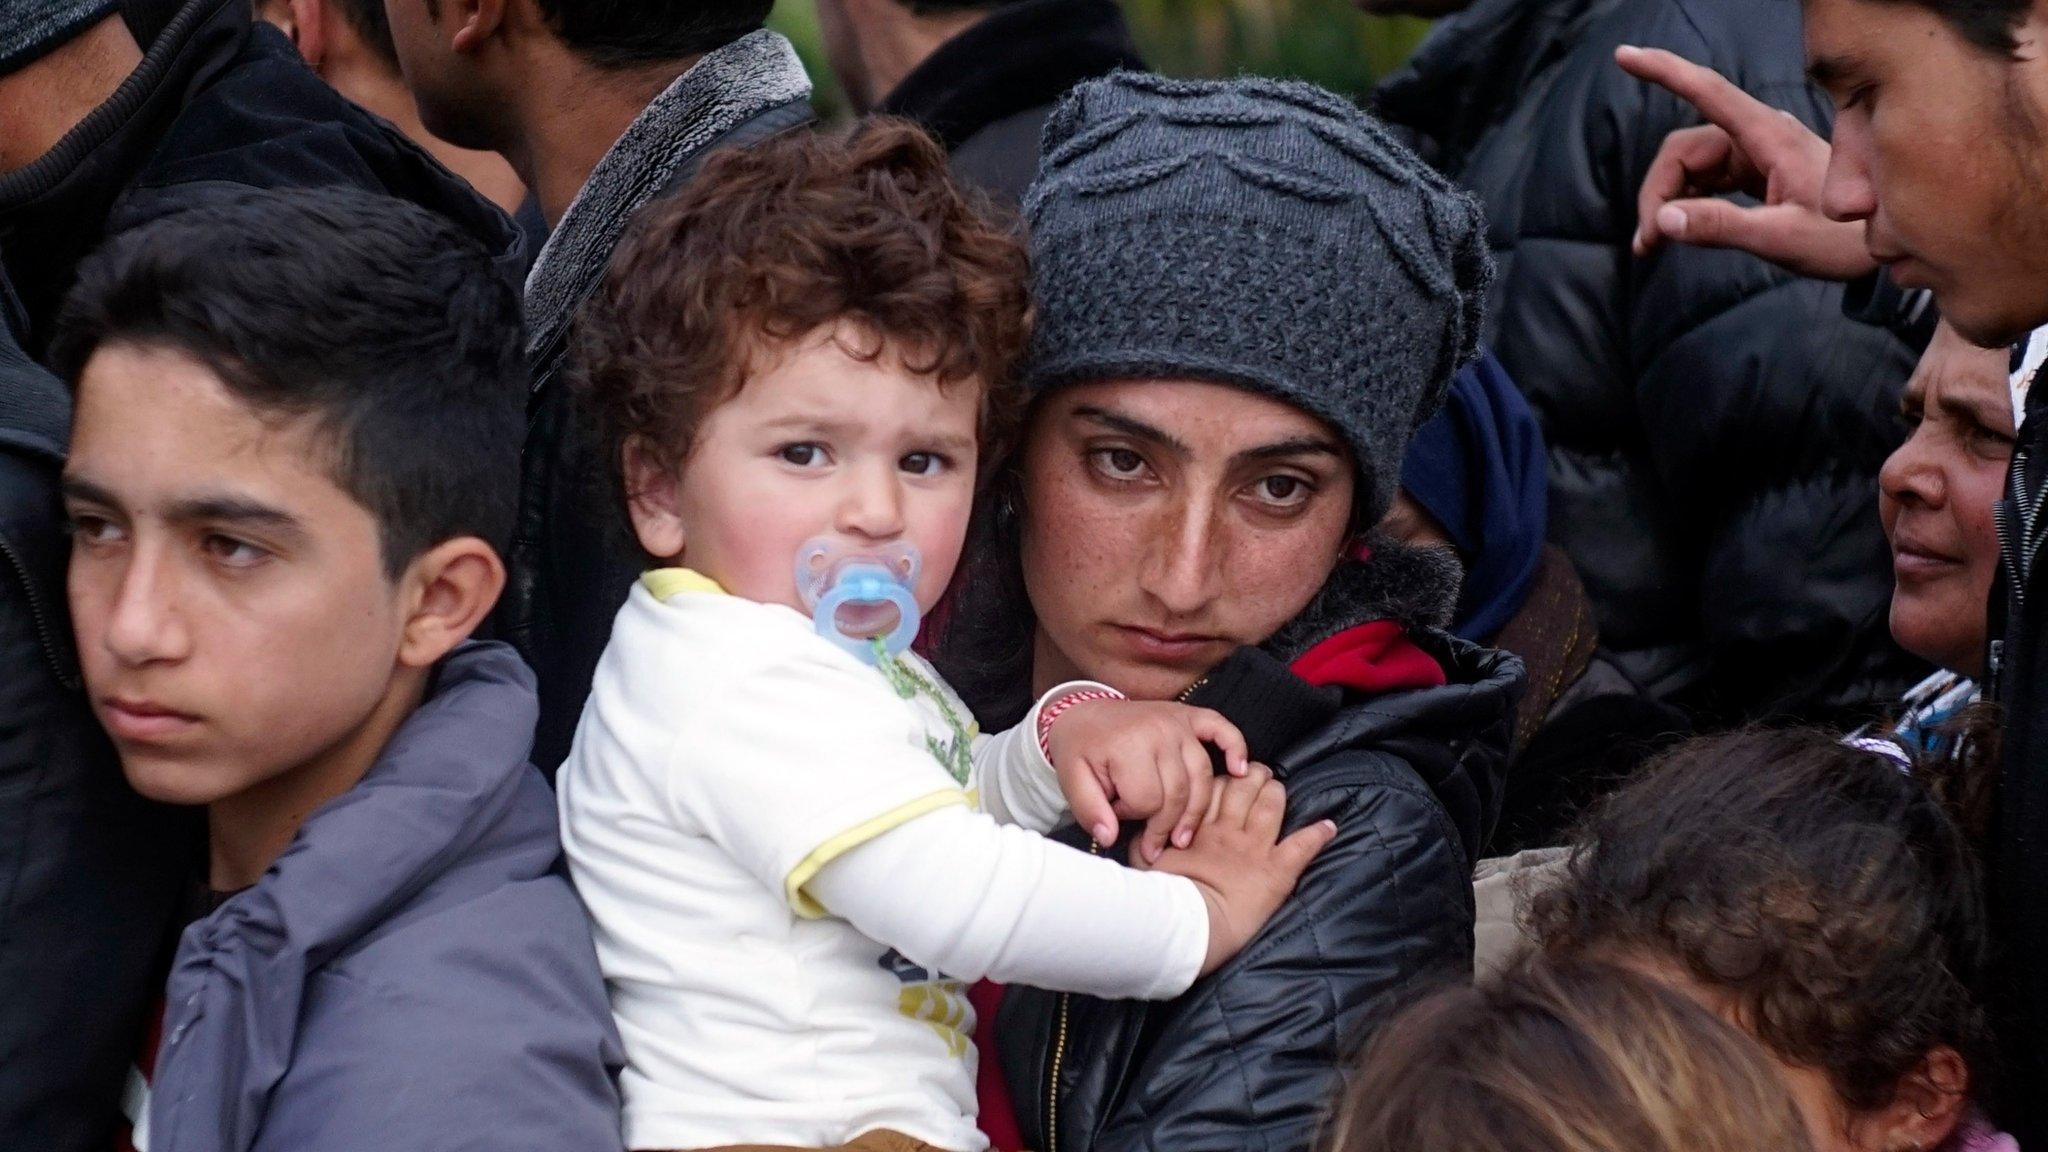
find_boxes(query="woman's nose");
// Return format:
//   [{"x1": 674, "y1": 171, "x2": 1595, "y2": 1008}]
[
  {"x1": 1142, "y1": 501, "x2": 1225, "y2": 616},
  {"x1": 1879, "y1": 430, "x2": 1945, "y2": 509}
]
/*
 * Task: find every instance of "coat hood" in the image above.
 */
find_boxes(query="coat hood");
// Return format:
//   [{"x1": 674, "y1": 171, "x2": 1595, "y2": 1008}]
[{"x1": 147, "y1": 642, "x2": 572, "y2": 1151}]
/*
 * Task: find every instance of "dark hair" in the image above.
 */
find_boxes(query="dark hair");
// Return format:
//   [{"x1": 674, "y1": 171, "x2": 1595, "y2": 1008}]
[
  {"x1": 1882, "y1": 0, "x2": 2030, "y2": 54},
  {"x1": 530, "y1": 0, "x2": 772, "y2": 68},
  {"x1": 1328, "y1": 957, "x2": 1813, "y2": 1152},
  {"x1": 1532, "y1": 727, "x2": 1994, "y2": 1114},
  {"x1": 333, "y1": 0, "x2": 400, "y2": 67},
  {"x1": 51, "y1": 186, "x2": 526, "y2": 578},
  {"x1": 573, "y1": 117, "x2": 1031, "y2": 559}
]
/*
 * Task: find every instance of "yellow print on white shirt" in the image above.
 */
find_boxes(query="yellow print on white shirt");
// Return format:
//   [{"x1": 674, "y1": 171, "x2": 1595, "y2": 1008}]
[{"x1": 880, "y1": 950, "x2": 972, "y2": 1059}]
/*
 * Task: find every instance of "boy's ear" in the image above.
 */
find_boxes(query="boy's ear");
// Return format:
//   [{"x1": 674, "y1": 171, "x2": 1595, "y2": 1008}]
[
  {"x1": 622, "y1": 435, "x2": 687, "y2": 564},
  {"x1": 1866, "y1": 1046, "x2": 1968, "y2": 1152},
  {"x1": 396, "y1": 537, "x2": 506, "y2": 669},
  {"x1": 447, "y1": 0, "x2": 507, "y2": 55}
]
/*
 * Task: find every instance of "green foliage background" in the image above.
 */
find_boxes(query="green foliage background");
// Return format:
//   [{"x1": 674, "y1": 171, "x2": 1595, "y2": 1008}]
[{"x1": 767, "y1": 1, "x2": 1432, "y2": 119}]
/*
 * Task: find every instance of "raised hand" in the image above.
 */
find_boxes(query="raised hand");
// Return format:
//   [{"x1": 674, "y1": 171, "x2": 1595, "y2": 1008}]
[{"x1": 1618, "y1": 44, "x2": 1875, "y2": 280}]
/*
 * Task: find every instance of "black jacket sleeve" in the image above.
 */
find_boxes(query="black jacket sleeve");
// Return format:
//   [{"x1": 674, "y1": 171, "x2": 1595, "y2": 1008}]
[{"x1": 1085, "y1": 755, "x2": 1474, "y2": 1152}]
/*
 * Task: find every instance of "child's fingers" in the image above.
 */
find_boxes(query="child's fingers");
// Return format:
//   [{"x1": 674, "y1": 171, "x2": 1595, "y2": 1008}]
[
  {"x1": 1173, "y1": 740, "x2": 1214, "y2": 849},
  {"x1": 1273, "y1": 819, "x2": 1339, "y2": 876},
  {"x1": 1187, "y1": 708, "x2": 1250, "y2": 775},
  {"x1": 1140, "y1": 748, "x2": 1192, "y2": 863},
  {"x1": 1068, "y1": 765, "x2": 1120, "y2": 849},
  {"x1": 1217, "y1": 763, "x2": 1271, "y2": 827},
  {"x1": 1247, "y1": 774, "x2": 1288, "y2": 837}
]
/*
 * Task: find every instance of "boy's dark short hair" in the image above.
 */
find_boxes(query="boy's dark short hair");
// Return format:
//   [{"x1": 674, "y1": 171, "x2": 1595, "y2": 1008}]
[
  {"x1": 50, "y1": 186, "x2": 526, "y2": 577},
  {"x1": 531, "y1": 0, "x2": 772, "y2": 69},
  {"x1": 573, "y1": 116, "x2": 1031, "y2": 509},
  {"x1": 334, "y1": 0, "x2": 400, "y2": 67}
]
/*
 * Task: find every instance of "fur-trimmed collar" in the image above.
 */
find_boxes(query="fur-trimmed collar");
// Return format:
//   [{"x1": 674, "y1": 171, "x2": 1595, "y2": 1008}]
[{"x1": 1264, "y1": 535, "x2": 1463, "y2": 664}]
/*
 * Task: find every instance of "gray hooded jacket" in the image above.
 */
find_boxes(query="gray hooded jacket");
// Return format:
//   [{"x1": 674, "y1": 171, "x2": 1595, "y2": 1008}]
[{"x1": 145, "y1": 641, "x2": 624, "y2": 1152}]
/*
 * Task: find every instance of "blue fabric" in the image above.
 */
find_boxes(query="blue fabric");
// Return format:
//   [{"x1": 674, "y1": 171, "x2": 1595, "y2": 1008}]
[
  {"x1": 1400, "y1": 352, "x2": 1548, "y2": 642},
  {"x1": 147, "y1": 642, "x2": 624, "y2": 1152}
]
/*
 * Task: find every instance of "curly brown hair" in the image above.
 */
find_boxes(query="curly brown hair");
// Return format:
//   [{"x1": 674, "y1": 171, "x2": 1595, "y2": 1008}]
[
  {"x1": 571, "y1": 117, "x2": 1032, "y2": 525},
  {"x1": 1328, "y1": 957, "x2": 1812, "y2": 1152},
  {"x1": 1532, "y1": 728, "x2": 1993, "y2": 1115}
]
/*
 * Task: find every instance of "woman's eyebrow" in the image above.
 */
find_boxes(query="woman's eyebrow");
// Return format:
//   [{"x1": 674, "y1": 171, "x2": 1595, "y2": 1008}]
[
  {"x1": 1073, "y1": 406, "x2": 1190, "y2": 456},
  {"x1": 1235, "y1": 436, "x2": 1346, "y2": 464},
  {"x1": 1937, "y1": 389, "x2": 2017, "y2": 435}
]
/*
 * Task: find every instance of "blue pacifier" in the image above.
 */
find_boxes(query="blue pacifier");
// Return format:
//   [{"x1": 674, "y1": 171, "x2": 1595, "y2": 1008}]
[{"x1": 795, "y1": 537, "x2": 923, "y2": 664}]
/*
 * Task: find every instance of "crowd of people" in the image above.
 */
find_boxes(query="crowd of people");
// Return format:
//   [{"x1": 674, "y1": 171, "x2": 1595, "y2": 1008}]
[{"x1": 1, "y1": 0, "x2": 2043, "y2": 1149}]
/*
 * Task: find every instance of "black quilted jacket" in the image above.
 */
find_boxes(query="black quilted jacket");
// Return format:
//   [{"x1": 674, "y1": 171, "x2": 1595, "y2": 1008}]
[
  {"x1": 996, "y1": 633, "x2": 1520, "y2": 1152},
  {"x1": 1384, "y1": 0, "x2": 1923, "y2": 724}
]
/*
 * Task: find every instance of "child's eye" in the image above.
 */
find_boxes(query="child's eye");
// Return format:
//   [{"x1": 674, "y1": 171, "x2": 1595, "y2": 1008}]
[
  {"x1": 203, "y1": 534, "x2": 271, "y2": 569},
  {"x1": 777, "y1": 443, "x2": 829, "y2": 468},
  {"x1": 900, "y1": 452, "x2": 950, "y2": 477}
]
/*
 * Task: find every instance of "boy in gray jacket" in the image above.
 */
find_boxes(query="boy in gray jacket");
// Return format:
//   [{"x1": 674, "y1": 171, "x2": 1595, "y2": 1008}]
[{"x1": 47, "y1": 186, "x2": 624, "y2": 1152}]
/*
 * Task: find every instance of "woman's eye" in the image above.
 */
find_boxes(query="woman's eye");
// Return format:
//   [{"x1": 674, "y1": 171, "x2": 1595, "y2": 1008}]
[
  {"x1": 900, "y1": 452, "x2": 948, "y2": 477},
  {"x1": 203, "y1": 535, "x2": 270, "y2": 569},
  {"x1": 1253, "y1": 475, "x2": 1313, "y2": 506},
  {"x1": 778, "y1": 443, "x2": 828, "y2": 468},
  {"x1": 1090, "y1": 447, "x2": 1148, "y2": 480}
]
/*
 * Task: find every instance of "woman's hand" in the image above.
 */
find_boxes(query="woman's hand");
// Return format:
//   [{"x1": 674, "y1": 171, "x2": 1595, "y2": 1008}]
[
  {"x1": 1618, "y1": 45, "x2": 1876, "y2": 280},
  {"x1": 1045, "y1": 698, "x2": 1250, "y2": 863},
  {"x1": 1142, "y1": 767, "x2": 1337, "y2": 977}
]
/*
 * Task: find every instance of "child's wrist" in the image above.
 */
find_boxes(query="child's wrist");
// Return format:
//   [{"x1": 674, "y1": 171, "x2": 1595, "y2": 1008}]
[{"x1": 1036, "y1": 685, "x2": 1127, "y2": 759}]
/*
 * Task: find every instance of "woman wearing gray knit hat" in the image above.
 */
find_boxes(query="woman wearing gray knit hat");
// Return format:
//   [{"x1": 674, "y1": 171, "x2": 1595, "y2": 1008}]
[{"x1": 933, "y1": 71, "x2": 1521, "y2": 1152}]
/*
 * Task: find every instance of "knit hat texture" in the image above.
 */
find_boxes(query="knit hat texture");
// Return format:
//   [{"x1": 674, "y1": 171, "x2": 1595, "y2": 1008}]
[
  {"x1": 1024, "y1": 71, "x2": 1493, "y2": 528},
  {"x1": 0, "y1": 0, "x2": 119, "y2": 75}
]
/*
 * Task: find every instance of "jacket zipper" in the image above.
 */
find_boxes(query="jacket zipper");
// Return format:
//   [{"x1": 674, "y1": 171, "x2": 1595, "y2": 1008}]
[
  {"x1": 1045, "y1": 837, "x2": 1108, "y2": 1152},
  {"x1": 0, "y1": 533, "x2": 76, "y2": 691},
  {"x1": 1044, "y1": 674, "x2": 1209, "y2": 1151}
]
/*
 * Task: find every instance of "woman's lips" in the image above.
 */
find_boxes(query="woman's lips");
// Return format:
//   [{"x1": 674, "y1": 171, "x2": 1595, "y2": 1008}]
[
  {"x1": 1891, "y1": 537, "x2": 1962, "y2": 582},
  {"x1": 1110, "y1": 624, "x2": 1225, "y2": 663},
  {"x1": 98, "y1": 697, "x2": 202, "y2": 743}
]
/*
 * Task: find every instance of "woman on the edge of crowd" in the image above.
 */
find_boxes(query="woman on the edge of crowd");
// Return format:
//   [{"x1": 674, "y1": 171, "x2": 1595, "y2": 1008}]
[
  {"x1": 933, "y1": 70, "x2": 1516, "y2": 1152},
  {"x1": 1327, "y1": 956, "x2": 1814, "y2": 1152},
  {"x1": 1847, "y1": 321, "x2": 2019, "y2": 778},
  {"x1": 1536, "y1": 727, "x2": 2014, "y2": 1152},
  {"x1": 1382, "y1": 351, "x2": 1689, "y2": 854}
]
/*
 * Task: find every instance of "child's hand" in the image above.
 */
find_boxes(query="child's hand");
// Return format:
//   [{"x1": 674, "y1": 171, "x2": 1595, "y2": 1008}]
[
  {"x1": 1143, "y1": 766, "x2": 1336, "y2": 976},
  {"x1": 1044, "y1": 698, "x2": 1250, "y2": 864}
]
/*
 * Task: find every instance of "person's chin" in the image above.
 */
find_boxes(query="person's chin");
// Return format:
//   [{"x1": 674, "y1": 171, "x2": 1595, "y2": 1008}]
[
  {"x1": 118, "y1": 751, "x2": 241, "y2": 806},
  {"x1": 1890, "y1": 595, "x2": 1984, "y2": 678}
]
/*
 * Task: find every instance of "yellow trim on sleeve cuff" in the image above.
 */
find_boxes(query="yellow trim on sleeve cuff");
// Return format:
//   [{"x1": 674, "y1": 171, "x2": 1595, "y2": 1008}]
[
  {"x1": 785, "y1": 788, "x2": 973, "y2": 918},
  {"x1": 641, "y1": 568, "x2": 726, "y2": 601}
]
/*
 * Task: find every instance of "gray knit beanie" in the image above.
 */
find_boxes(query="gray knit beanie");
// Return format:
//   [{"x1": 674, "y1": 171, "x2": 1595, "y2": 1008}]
[
  {"x1": 1023, "y1": 71, "x2": 1493, "y2": 528},
  {"x1": 0, "y1": 0, "x2": 119, "y2": 75}
]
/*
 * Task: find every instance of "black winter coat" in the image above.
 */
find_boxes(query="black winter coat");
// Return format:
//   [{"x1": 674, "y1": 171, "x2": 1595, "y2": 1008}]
[
  {"x1": 1382, "y1": 0, "x2": 1923, "y2": 724},
  {"x1": 0, "y1": 0, "x2": 522, "y2": 354},
  {"x1": 875, "y1": 0, "x2": 1145, "y2": 207},
  {"x1": 1989, "y1": 375, "x2": 2048, "y2": 1147},
  {"x1": 998, "y1": 633, "x2": 1520, "y2": 1152},
  {"x1": 0, "y1": 285, "x2": 197, "y2": 1152}
]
